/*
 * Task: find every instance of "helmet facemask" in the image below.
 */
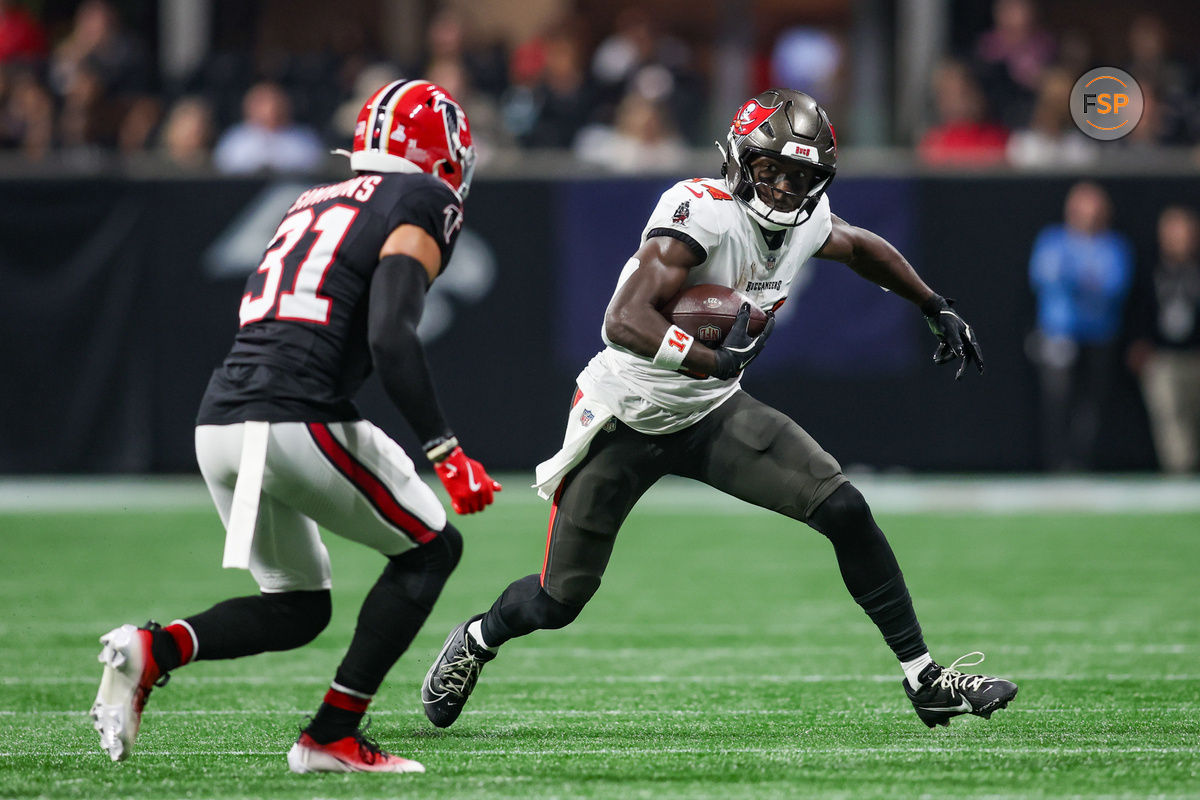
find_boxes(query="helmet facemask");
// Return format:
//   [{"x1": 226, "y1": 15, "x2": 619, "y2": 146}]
[
  {"x1": 728, "y1": 146, "x2": 833, "y2": 229},
  {"x1": 719, "y1": 89, "x2": 837, "y2": 230}
]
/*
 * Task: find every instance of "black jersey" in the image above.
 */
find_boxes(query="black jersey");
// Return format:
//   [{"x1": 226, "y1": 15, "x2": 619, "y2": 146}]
[{"x1": 197, "y1": 172, "x2": 464, "y2": 425}]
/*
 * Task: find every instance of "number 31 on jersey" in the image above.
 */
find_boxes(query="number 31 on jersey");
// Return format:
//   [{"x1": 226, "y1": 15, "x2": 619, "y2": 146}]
[{"x1": 239, "y1": 204, "x2": 359, "y2": 327}]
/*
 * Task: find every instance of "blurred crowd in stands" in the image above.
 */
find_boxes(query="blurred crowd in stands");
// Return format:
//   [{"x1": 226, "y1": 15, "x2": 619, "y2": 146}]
[
  {"x1": 0, "y1": 0, "x2": 1198, "y2": 173},
  {"x1": 925, "y1": 0, "x2": 1200, "y2": 167},
  {"x1": 0, "y1": 0, "x2": 709, "y2": 173},
  {"x1": 1027, "y1": 182, "x2": 1200, "y2": 474}
]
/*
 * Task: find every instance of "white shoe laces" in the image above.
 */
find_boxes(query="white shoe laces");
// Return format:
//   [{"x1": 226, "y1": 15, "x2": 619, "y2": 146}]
[
  {"x1": 932, "y1": 651, "x2": 989, "y2": 694},
  {"x1": 437, "y1": 649, "x2": 486, "y2": 697}
]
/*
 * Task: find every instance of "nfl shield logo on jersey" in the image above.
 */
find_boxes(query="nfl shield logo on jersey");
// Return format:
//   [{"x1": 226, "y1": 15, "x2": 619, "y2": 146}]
[
  {"x1": 765, "y1": 254, "x2": 777, "y2": 271},
  {"x1": 579, "y1": 408, "x2": 595, "y2": 427}
]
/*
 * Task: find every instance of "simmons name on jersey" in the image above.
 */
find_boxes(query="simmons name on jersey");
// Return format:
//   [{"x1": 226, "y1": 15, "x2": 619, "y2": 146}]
[{"x1": 197, "y1": 172, "x2": 464, "y2": 425}]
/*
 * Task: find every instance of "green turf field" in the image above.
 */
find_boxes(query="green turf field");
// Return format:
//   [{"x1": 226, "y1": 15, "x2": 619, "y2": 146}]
[{"x1": 1, "y1": 479, "x2": 1198, "y2": 799}]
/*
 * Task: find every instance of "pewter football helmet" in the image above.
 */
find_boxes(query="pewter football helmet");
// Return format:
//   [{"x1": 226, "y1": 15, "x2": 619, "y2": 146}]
[{"x1": 719, "y1": 89, "x2": 837, "y2": 229}]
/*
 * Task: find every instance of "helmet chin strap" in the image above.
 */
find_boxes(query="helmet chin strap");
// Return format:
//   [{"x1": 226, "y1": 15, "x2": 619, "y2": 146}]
[
  {"x1": 750, "y1": 211, "x2": 793, "y2": 231},
  {"x1": 743, "y1": 194, "x2": 809, "y2": 229}
]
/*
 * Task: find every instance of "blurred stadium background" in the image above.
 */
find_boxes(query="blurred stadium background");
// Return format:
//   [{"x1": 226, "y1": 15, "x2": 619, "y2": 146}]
[
  {"x1": 3, "y1": 3, "x2": 1199, "y2": 797},
  {"x1": 4, "y1": 0, "x2": 1200, "y2": 476}
]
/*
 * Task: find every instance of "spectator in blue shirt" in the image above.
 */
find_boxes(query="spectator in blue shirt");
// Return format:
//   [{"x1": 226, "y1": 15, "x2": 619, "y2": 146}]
[
  {"x1": 213, "y1": 82, "x2": 325, "y2": 175},
  {"x1": 1028, "y1": 181, "x2": 1133, "y2": 470}
]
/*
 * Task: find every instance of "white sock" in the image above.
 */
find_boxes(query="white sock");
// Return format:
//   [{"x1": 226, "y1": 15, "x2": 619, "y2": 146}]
[
  {"x1": 467, "y1": 619, "x2": 496, "y2": 652},
  {"x1": 901, "y1": 652, "x2": 934, "y2": 689}
]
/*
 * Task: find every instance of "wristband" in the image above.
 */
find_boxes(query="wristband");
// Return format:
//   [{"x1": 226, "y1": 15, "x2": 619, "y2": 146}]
[
  {"x1": 652, "y1": 325, "x2": 694, "y2": 370},
  {"x1": 423, "y1": 433, "x2": 460, "y2": 463}
]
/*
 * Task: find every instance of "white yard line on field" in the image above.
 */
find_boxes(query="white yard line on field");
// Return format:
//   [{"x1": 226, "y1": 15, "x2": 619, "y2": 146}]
[
  {"x1": 8, "y1": 620, "x2": 1199, "y2": 637},
  {"x1": 5, "y1": 672, "x2": 1200, "y2": 686},
  {"x1": 2, "y1": 474, "x2": 1199, "y2": 513},
  {"x1": 1, "y1": 707, "x2": 1195, "y2": 717},
  {"x1": 1, "y1": 745, "x2": 1196, "y2": 758}
]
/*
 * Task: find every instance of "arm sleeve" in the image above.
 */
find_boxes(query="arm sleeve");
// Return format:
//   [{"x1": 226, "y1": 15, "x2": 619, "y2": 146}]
[
  {"x1": 385, "y1": 175, "x2": 465, "y2": 273},
  {"x1": 367, "y1": 253, "x2": 451, "y2": 445}
]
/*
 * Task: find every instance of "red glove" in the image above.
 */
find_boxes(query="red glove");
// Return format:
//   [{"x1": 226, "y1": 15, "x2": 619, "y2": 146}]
[{"x1": 433, "y1": 447, "x2": 502, "y2": 514}]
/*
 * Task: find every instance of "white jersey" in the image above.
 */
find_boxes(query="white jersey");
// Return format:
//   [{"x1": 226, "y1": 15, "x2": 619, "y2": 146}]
[
  {"x1": 533, "y1": 178, "x2": 833, "y2": 497},
  {"x1": 588, "y1": 178, "x2": 833, "y2": 433}
]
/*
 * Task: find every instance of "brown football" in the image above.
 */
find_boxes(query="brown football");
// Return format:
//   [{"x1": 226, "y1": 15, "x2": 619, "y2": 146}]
[{"x1": 660, "y1": 284, "x2": 768, "y2": 347}]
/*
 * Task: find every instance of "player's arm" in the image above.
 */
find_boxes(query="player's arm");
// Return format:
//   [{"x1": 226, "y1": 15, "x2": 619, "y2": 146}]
[
  {"x1": 816, "y1": 214, "x2": 934, "y2": 304},
  {"x1": 603, "y1": 237, "x2": 773, "y2": 379},
  {"x1": 816, "y1": 214, "x2": 984, "y2": 379},
  {"x1": 368, "y1": 224, "x2": 500, "y2": 514}
]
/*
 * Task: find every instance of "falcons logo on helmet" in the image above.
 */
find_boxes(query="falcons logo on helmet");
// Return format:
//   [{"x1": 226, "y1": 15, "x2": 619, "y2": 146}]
[
  {"x1": 434, "y1": 94, "x2": 468, "y2": 158},
  {"x1": 343, "y1": 80, "x2": 477, "y2": 196}
]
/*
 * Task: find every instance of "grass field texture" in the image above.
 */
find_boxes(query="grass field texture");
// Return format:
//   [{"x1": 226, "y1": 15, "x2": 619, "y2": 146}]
[{"x1": 1, "y1": 478, "x2": 1198, "y2": 799}]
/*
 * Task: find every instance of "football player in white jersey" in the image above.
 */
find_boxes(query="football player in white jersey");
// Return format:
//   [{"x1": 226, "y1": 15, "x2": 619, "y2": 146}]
[{"x1": 423, "y1": 89, "x2": 1015, "y2": 730}]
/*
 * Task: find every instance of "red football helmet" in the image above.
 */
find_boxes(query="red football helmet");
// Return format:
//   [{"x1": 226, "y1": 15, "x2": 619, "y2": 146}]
[{"x1": 343, "y1": 79, "x2": 476, "y2": 198}]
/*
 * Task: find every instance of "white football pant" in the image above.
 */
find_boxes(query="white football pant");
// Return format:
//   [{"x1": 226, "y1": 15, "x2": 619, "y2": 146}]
[{"x1": 195, "y1": 420, "x2": 447, "y2": 593}]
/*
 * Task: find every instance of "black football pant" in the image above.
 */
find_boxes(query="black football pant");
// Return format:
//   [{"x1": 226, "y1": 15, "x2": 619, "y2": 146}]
[{"x1": 479, "y1": 391, "x2": 927, "y2": 661}]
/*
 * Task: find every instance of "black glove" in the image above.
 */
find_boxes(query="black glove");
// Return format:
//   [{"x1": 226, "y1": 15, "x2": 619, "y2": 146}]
[
  {"x1": 710, "y1": 302, "x2": 776, "y2": 380},
  {"x1": 921, "y1": 294, "x2": 984, "y2": 380}
]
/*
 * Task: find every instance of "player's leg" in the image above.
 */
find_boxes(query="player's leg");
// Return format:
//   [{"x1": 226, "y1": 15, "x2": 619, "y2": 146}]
[
  {"x1": 177, "y1": 489, "x2": 334, "y2": 662},
  {"x1": 184, "y1": 423, "x2": 336, "y2": 667},
  {"x1": 679, "y1": 391, "x2": 1017, "y2": 726},
  {"x1": 675, "y1": 394, "x2": 914, "y2": 640},
  {"x1": 91, "y1": 423, "x2": 334, "y2": 762},
  {"x1": 265, "y1": 420, "x2": 456, "y2": 772},
  {"x1": 486, "y1": 423, "x2": 671, "y2": 641},
  {"x1": 422, "y1": 420, "x2": 672, "y2": 727}
]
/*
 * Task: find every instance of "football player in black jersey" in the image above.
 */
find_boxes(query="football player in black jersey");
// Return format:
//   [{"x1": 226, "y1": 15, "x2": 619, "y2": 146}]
[{"x1": 90, "y1": 80, "x2": 501, "y2": 774}]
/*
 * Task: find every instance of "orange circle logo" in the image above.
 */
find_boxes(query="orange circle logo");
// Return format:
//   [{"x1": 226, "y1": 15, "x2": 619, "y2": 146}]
[{"x1": 1070, "y1": 68, "x2": 1144, "y2": 140}]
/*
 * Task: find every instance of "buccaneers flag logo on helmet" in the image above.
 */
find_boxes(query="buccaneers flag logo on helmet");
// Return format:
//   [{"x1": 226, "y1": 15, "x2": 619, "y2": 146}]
[{"x1": 731, "y1": 99, "x2": 780, "y2": 136}]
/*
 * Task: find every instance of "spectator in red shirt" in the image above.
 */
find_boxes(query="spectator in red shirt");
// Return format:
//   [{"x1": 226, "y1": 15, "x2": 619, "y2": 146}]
[
  {"x1": 919, "y1": 60, "x2": 1009, "y2": 166},
  {"x1": 0, "y1": 0, "x2": 47, "y2": 63}
]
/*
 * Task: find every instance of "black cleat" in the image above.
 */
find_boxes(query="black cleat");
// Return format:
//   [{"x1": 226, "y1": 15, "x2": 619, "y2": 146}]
[
  {"x1": 421, "y1": 615, "x2": 495, "y2": 728},
  {"x1": 904, "y1": 652, "x2": 1018, "y2": 728}
]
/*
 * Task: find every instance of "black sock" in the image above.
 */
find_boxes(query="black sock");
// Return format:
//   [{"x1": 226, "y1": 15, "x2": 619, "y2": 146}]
[
  {"x1": 479, "y1": 573, "x2": 585, "y2": 647},
  {"x1": 808, "y1": 484, "x2": 927, "y2": 660},
  {"x1": 853, "y1": 573, "x2": 926, "y2": 661},
  {"x1": 305, "y1": 688, "x2": 368, "y2": 744},
  {"x1": 150, "y1": 629, "x2": 183, "y2": 673},
  {"x1": 184, "y1": 590, "x2": 331, "y2": 660},
  {"x1": 331, "y1": 527, "x2": 460, "y2": 694},
  {"x1": 480, "y1": 574, "x2": 543, "y2": 647}
]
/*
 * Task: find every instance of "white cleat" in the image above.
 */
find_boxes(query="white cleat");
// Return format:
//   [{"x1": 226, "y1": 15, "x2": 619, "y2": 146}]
[
  {"x1": 90, "y1": 623, "x2": 166, "y2": 762},
  {"x1": 286, "y1": 731, "x2": 425, "y2": 774}
]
